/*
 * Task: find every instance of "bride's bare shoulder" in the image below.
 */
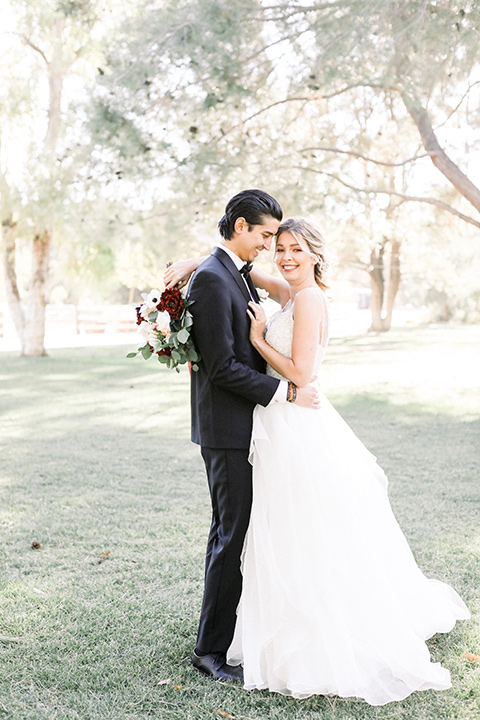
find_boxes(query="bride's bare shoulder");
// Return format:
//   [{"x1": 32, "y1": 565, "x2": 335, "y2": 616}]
[
  {"x1": 293, "y1": 288, "x2": 329, "y2": 325},
  {"x1": 294, "y1": 287, "x2": 327, "y2": 306}
]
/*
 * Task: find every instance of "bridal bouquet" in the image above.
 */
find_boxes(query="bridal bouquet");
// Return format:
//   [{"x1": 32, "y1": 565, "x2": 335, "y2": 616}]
[{"x1": 127, "y1": 288, "x2": 200, "y2": 372}]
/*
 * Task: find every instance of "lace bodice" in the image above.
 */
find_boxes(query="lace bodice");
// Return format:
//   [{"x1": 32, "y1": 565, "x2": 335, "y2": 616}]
[{"x1": 265, "y1": 291, "x2": 329, "y2": 381}]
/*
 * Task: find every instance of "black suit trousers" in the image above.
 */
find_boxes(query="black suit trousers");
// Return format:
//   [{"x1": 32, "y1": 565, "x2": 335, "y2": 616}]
[{"x1": 196, "y1": 446, "x2": 253, "y2": 655}]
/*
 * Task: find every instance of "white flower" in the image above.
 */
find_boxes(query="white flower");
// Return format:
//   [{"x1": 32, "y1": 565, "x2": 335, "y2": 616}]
[
  {"x1": 257, "y1": 289, "x2": 269, "y2": 302},
  {"x1": 139, "y1": 288, "x2": 162, "y2": 318},
  {"x1": 138, "y1": 321, "x2": 158, "y2": 345},
  {"x1": 142, "y1": 289, "x2": 162, "y2": 305},
  {"x1": 155, "y1": 310, "x2": 171, "y2": 334}
]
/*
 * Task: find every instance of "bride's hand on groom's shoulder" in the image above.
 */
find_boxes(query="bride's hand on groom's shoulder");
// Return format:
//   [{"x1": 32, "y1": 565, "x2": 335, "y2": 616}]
[
  {"x1": 164, "y1": 257, "x2": 207, "y2": 290},
  {"x1": 163, "y1": 259, "x2": 192, "y2": 290}
]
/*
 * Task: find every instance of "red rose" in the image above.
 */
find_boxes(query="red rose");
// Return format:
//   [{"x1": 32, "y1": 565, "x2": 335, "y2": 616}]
[
  {"x1": 148, "y1": 345, "x2": 171, "y2": 357},
  {"x1": 158, "y1": 288, "x2": 184, "y2": 321}
]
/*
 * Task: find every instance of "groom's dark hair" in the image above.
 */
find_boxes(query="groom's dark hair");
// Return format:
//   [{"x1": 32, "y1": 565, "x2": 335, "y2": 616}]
[{"x1": 218, "y1": 189, "x2": 283, "y2": 240}]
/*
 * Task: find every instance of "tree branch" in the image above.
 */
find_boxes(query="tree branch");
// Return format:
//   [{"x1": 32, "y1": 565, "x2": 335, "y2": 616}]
[
  {"x1": 111, "y1": 21, "x2": 195, "y2": 86},
  {"x1": 400, "y1": 90, "x2": 480, "y2": 214},
  {"x1": 294, "y1": 166, "x2": 480, "y2": 229},
  {"x1": 298, "y1": 145, "x2": 432, "y2": 167},
  {"x1": 243, "y1": 31, "x2": 299, "y2": 64},
  {"x1": 8, "y1": 32, "x2": 49, "y2": 65},
  {"x1": 259, "y1": 2, "x2": 347, "y2": 15},
  {"x1": 261, "y1": 2, "x2": 345, "y2": 8},
  {"x1": 215, "y1": 84, "x2": 386, "y2": 141},
  {"x1": 434, "y1": 79, "x2": 480, "y2": 132},
  {"x1": 215, "y1": 95, "x2": 319, "y2": 139}
]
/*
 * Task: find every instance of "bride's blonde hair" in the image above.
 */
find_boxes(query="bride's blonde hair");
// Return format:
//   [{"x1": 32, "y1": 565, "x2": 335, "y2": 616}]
[{"x1": 276, "y1": 217, "x2": 330, "y2": 291}]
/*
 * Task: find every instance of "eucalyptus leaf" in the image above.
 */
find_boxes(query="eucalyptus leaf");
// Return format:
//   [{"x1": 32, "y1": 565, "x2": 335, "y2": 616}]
[
  {"x1": 177, "y1": 328, "x2": 189, "y2": 343},
  {"x1": 141, "y1": 344, "x2": 153, "y2": 360}
]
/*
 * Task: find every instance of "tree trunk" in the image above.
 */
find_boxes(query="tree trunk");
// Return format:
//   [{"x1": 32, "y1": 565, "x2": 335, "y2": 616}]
[
  {"x1": 44, "y1": 14, "x2": 65, "y2": 155},
  {"x1": 1, "y1": 220, "x2": 26, "y2": 345},
  {"x1": 383, "y1": 239, "x2": 401, "y2": 329},
  {"x1": 368, "y1": 243, "x2": 386, "y2": 332},
  {"x1": 22, "y1": 230, "x2": 51, "y2": 356},
  {"x1": 10, "y1": 12, "x2": 66, "y2": 357},
  {"x1": 368, "y1": 240, "x2": 402, "y2": 332}
]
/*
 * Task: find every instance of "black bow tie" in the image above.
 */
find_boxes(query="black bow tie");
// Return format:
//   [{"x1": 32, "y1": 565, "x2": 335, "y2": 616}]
[{"x1": 240, "y1": 261, "x2": 253, "y2": 276}]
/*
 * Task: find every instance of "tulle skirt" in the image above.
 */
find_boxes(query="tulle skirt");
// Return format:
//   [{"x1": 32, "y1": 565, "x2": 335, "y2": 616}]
[{"x1": 227, "y1": 395, "x2": 469, "y2": 706}]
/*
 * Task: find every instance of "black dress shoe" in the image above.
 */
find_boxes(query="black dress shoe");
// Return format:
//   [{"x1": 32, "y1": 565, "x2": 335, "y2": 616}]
[{"x1": 192, "y1": 651, "x2": 244, "y2": 682}]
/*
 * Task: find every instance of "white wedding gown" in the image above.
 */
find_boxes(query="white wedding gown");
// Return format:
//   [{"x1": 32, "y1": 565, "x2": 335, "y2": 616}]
[{"x1": 227, "y1": 292, "x2": 469, "y2": 706}]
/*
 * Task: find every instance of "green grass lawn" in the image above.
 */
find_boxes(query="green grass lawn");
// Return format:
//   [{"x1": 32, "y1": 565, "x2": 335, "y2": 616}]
[{"x1": 0, "y1": 324, "x2": 479, "y2": 720}]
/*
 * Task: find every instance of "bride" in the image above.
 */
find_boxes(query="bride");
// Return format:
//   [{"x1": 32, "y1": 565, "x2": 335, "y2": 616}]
[
  {"x1": 226, "y1": 217, "x2": 469, "y2": 705},
  {"x1": 165, "y1": 216, "x2": 469, "y2": 706}
]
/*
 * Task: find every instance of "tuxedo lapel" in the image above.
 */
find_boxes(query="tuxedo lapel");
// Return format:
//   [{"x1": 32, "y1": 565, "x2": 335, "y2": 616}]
[
  {"x1": 211, "y1": 246, "x2": 252, "y2": 304},
  {"x1": 245, "y1": 273, "x2": 260, "y2": 303}
]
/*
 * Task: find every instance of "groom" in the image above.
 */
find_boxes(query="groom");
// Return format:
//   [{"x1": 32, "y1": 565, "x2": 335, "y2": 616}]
[{"x1": 185, "y1": 189, "x2": 319, "y2": 681}]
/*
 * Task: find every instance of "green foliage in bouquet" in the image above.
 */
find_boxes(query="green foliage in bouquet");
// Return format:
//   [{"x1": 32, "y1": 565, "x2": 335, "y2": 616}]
[{"x1": 128, "y1": 288, "x2": 200, "y2": 372}]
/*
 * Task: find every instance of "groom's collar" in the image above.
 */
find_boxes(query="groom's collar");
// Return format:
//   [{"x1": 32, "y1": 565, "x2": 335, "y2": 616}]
[
  {"x1": 211, "y1": 245, "x2": 257, "y2": 303},
  {"x1": 215, "y1": 243, "x2": 245, "y2": 271}
]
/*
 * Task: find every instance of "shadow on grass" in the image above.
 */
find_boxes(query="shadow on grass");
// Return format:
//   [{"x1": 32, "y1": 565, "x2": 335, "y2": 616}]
[
  {"x1": 0, "y1": 342, "x2": 479, "y2": 720},
  {"x1": 1, "y1": 347, "x2": 478, "y2": 558}
]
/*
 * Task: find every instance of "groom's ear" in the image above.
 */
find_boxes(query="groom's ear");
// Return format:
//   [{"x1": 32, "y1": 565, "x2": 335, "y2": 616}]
[{"x1": 233, "y1": 217, "x2": 247, "y2": 235}]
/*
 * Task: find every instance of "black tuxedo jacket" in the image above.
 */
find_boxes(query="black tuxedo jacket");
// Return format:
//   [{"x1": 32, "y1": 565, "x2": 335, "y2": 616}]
[{"x1": 188, "y1": 246, "x2": 280, "y2": 449}]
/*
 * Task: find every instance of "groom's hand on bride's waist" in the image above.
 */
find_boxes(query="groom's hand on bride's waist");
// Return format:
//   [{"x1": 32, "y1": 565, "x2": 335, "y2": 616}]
[{"x1": 295, "y1": 380, "x2": 321, "y2": 410}]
